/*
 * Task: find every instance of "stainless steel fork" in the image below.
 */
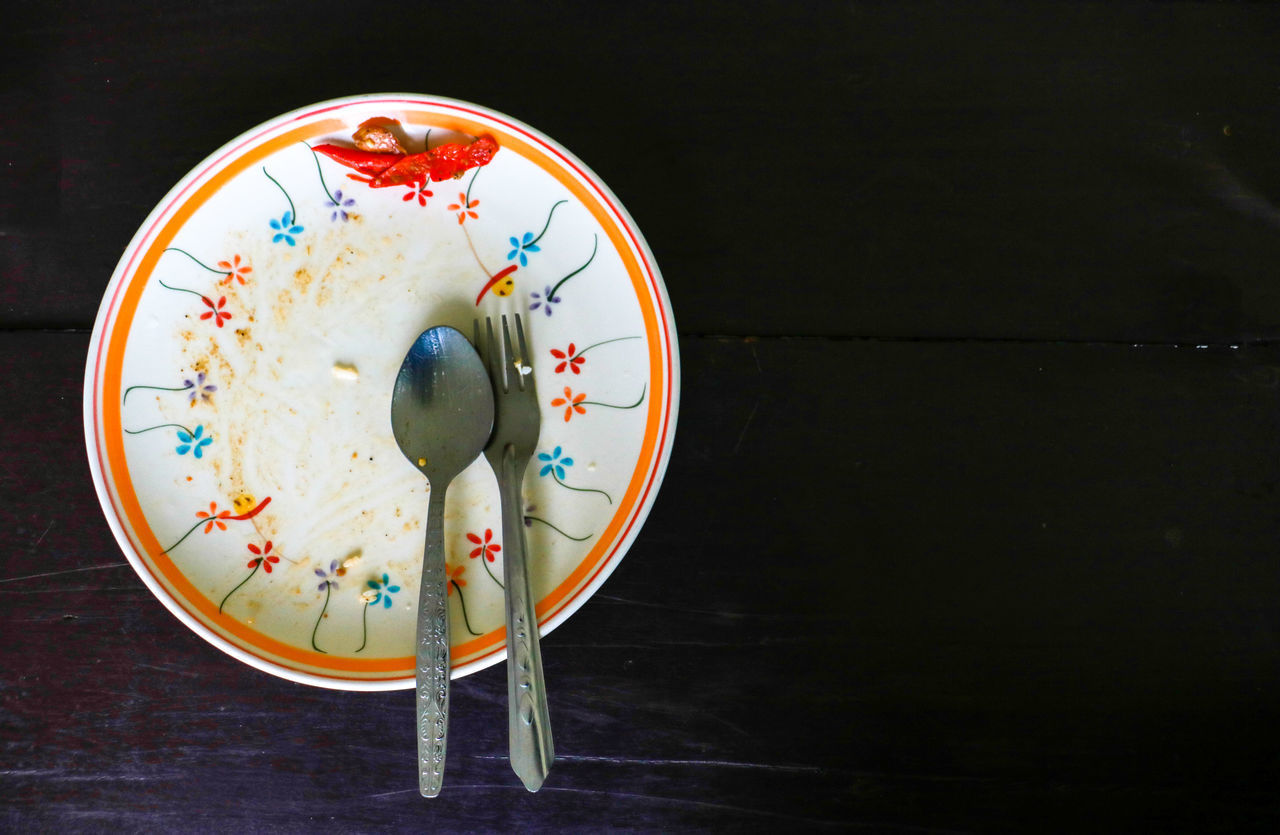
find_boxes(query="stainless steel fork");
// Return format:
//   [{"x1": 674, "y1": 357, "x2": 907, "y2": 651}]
[{"x1": 475, "y1": 313, "x2": 554, "y2": 792}]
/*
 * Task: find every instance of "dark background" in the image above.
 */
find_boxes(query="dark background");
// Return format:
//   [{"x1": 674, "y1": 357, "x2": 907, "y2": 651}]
[{"x1": 4, "y1": 1, "x2": 1280, "y2": 831}]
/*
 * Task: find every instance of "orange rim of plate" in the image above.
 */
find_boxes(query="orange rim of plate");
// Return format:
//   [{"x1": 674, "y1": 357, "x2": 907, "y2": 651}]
[{"x1": 86, "y1": 97, "x2": 677, "y2": 686}]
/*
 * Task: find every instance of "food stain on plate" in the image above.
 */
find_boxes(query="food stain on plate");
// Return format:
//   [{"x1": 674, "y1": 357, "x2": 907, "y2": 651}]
[{"x1": 88, "y1": 96, "x2": 678, "y2": 689}]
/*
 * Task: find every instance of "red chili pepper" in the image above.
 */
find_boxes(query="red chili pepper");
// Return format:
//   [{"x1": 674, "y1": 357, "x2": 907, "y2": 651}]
[
  {"x1": 313, "y1": 144, "x2": 404, "y2": 176},
  {"x1": 317, "y1": 133, "x2": 499, "y2": 188},
  {"x1": 371, "y1": 136, "x2": 500, "y2": 186},
  {"x1": 423, "y1": 135, "x2": 500, "y2": 180},
  {"x1": 369, "y1": 152, "x2": 435, "y2": 187}
]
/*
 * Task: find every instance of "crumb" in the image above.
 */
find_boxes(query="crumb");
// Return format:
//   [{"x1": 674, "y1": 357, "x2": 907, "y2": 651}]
[{"x1": 336, "y1": 551, "x2": 362, "y2": 577}]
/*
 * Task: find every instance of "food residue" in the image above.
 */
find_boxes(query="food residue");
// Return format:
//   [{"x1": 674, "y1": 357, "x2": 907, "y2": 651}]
[
  {"x1": 313, "y1": 117, "x2": 499, "y2": 186},
  {"x1": 352, "y1": 117, "x2": 406, "y2": 154}
]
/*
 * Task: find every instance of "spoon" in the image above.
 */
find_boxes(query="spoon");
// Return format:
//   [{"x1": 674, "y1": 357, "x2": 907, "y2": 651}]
[{"x1": 391, "y1": 325, "x2": 494, "y2": 797}]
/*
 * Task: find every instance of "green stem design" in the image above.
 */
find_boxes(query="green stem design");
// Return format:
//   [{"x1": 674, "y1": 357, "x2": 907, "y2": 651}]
[
  {"x1": 311, "y1": 583, "x2": 331, "y2": 653},
  {"x1": 163, "y1": 247, "x2": 224, "y2": 275},
  {"x1": 452, "y1": 581, "x2": 480, "y2": 636},
  {"x1": 263, "y1": 166, "x2": 296, "y2": 223},
  {"x1": 464, "y1": 166, "x2": 480, "y2": 205},
  {"x1": 580, "y1": 384, "x2": 647, "y2": 410},
  {"x1": 123, "y1": 383, "x2": 188, "y2": 405},
  {"x1": 525, "y1": 516, "x2": 593, "y2": 542},
  {"x1": 124, "y1": 422, "x2": 194, "y2": 436},
  {"x1": 529, "y1": 200, "x2": 567, "y2": 246},
  {"x1": 157, "y1": 279, "x2": 207, "y2": 300},
  {"x1": 480, "y1": 557, "x2": 504, "y2": 590},
  {"x1": 553, "y1": 471, "x2": 613, "y2": 505},
  {"x1": 576, "y1": 335, "x2": 642, "y2": 358},
  {"x1": 163, "y1": 517, "x2": 211, "y2": 554},
  {"x1": 219, "y1": 562, "x2": 260, "y2": 614},
  {"x1": 356, "y1": 601, "x2": 370, "y2": 653},
  {"x1": 162, "y1": 497, "x2": 270, "y2": 554},
  {"x1": 304, "y1": 142, "x2": 339, "y2": 204},
  {"x1": 548, "y1": 235, "x2": 598, "y2": 298}
]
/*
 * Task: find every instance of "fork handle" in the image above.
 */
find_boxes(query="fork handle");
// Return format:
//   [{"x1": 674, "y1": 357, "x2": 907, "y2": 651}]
[{"x1": 498, "y1": 443, "x2": 554, "y2": 791}]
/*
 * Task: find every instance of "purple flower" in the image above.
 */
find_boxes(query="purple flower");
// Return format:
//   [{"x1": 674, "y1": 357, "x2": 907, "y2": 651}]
[
  {"x1": 529, "y1": 285, "x2": 561, "y2": 317},
  {"x1": 315, "y1": 559, "x2": 339, "y2": 591},
  {"x1": 182, "y1": 371, "x2": 217, "y2": 404},
  {"x1": 326, "y1": 189, "x2": 356, "y2": 222}
]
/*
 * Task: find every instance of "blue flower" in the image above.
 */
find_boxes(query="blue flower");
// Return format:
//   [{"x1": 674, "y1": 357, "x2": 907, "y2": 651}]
[
  {"x1": 529, "y1": 285, "x2": 561, "y2": 317},
  {"x1": 326, "y1": 190, "x2": 356, "y2": 222},
  {"x1": 270, "y1": 211, "x2": 304, "y2": 245},
  {"x1": 315, "y1": 560, "x2": 340, "y2": 591},
  {"x1": 507, "y1": 232, "x2": 541, "y2": 267},
  {"x1": 537, "y1": 446, "x2": 574, "y2": 480},
  {"x1": 366, "y1": 573, "x2": 401, "y2": 609},
  {"x1": 176, "y1": 425, "x2": 212, "y2": 458}
]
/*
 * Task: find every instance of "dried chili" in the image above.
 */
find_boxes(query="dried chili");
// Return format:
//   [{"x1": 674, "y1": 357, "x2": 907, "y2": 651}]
[
  {"x1": 352, "y1": 117, "x2": 406, "y2": 154},
  {"x1": 312, "y1": 144, "x2": 404, "y2": 176},
  {"x1": 315, "y1": 125, "x2": 499, "y2": 188}
]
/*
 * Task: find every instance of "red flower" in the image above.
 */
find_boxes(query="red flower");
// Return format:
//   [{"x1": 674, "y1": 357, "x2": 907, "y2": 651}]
[
  {"x1": 550, "y1": 386, "x2": 587, "y2": 422},
  {"x1": 200, "y1": 295, "x2": 231, "y2": 327},
  {"x1": 196, "y1": 501, "x2": 231, "y2": 533},
  {"x1": 217, "y1": 254, "x2": 252, "y2": 286},
  {"x1": 550, "y1": 343, "x2": 585, "y2": 375},
  {"x1": 466, "y1": 529, "x2": 501, "y2": 562},
  {"x1": 247, "y1": 541, "x2": 280, "y2": 572},
  {"x1": 447, "y1": 192, "x2": 479, "y2": 224},
  {"x1": 446, "y1": 563, "x2": 467, "y2": 595},
  {"x1": 403, "y1": 181, "x2": 433, "y2": 207}
]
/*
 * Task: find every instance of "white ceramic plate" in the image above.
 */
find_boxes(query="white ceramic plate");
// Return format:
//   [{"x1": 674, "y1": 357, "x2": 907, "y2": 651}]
[{"x1": 83, "y1": 94, "x2": 679, "y2": 690}]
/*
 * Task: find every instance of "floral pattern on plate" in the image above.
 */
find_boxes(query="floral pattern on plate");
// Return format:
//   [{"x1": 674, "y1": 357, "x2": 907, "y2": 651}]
[{"x1": 84, "y1": 95, "x2": 679, "y2": 690}]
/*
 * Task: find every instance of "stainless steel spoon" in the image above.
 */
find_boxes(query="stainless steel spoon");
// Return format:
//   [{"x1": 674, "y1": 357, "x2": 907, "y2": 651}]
[{"x1": 391, "y1": 325, "x2": 494, "y2": 798}]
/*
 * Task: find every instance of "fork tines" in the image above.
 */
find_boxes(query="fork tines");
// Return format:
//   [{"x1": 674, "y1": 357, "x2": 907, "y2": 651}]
[{"x1": 476, "y1": 314, "x2": 531, "y2": 394}]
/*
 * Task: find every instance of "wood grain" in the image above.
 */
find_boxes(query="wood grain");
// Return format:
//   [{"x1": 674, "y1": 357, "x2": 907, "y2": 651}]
[
  {"x1": 7, "y1": 0, "x2": 1280, "y2": 829},
  {"x1": 7, "y1": 333, "x2": 1280, "y2": 828},
  {"x1": 4, "y1": 1, "x2": 1280, "y2": 342}
]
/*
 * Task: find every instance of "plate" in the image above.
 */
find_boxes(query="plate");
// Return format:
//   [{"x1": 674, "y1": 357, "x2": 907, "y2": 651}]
[{"x1": 83, "y1": 94, "x2": 679, "y2": 690}]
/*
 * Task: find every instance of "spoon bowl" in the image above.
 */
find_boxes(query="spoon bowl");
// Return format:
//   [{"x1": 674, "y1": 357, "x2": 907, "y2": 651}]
[
  {"x1": 392, "y1": 326, "x2": 495, "y2": 475},
  {"x1": 391, "y1": 325, "x2": 494, "y2": 797}
]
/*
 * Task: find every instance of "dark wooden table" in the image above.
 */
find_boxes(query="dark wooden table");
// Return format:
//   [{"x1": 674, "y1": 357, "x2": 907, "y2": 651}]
[{"x1": 5, "y1": 1, "x2": 1280, "y2": 830}]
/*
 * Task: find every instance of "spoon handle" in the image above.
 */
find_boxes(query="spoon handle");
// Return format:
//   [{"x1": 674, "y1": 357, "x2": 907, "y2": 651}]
[
  {"x1": 499, "y1": 444, "x2": 554, "y2": 791},
  {"x1": 416, "y1": 486, "x2": 450, "y2": 797}
]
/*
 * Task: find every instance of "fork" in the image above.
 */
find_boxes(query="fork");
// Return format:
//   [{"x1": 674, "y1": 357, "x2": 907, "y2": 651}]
[{"x1": 475, "y1": 313, "x2": 554, "y2": 792}]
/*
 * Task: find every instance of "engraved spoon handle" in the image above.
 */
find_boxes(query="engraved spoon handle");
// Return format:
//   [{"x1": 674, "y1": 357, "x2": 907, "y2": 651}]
[
  {"x1": 417, "y1": 486, "x2": 450, "y2": 797},
  {"x1": 499, "y1": 444, "x2": 553, "y2": 791}
]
